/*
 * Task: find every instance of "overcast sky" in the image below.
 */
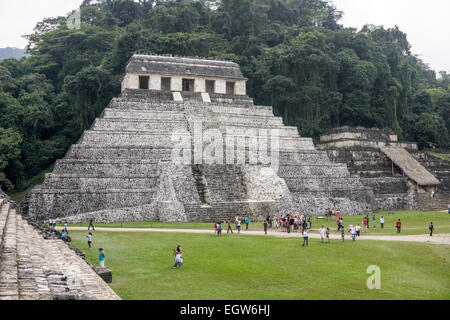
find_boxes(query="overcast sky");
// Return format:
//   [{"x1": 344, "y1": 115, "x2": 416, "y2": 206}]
[{"x1": 0, "y1": 0, "x2": 448, "y2": 73}]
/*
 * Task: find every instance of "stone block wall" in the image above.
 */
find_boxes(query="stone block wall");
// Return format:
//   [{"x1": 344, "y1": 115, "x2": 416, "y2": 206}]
[{"x1": 21, "y1": 90, "x2": 375, "y2": 222}]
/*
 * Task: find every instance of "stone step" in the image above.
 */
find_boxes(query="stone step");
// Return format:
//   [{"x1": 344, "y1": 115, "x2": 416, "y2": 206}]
[
  {"x1": 43, "y1": 174, "x2": 160, "y2": 190},
  {"x1": 53, "y1": 159, "x2": 162, "y2": 176},
  {"x1": 92, "y1": 118, "x2": 188, "y2": 132},
  {"x1": 283, "y1": 176, "x2": 364, "y2": 190},
  {"x1": 15, "y1": 214, "x2": 44, "y2": 300},
  {"x1": 278, "y1": 164, "x2": 352, "y2": 178},
  {"x1": 0, "y1": 208, "x2": 19, "y2": 300},
  {"x1": 79, "y1": 130, "x2": 315, "y2": 150},
  {"x1": 103, "y1": 108, "x2": 186, "y2": 120},
  {"x1": 0, "y1": 202, "x2": 10, "y2": 249},
  {"x1": 65, "y1": 145, "x2": 174, "y2": 161},
  {"x1": 26, "y1": 189, "x2": 158, "y2": 219}
]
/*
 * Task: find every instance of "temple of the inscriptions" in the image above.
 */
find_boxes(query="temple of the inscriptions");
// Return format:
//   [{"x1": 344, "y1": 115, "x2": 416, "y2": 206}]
[{"x1": 21, "y1": 54, "x2": 381, "y2": 222}]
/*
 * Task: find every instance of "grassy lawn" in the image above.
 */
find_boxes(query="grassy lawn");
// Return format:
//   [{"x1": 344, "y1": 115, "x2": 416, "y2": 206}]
[
  {"x1": 63, "y1": 210, "x2": 450, "y2": 236},
  {"x1": 426, "y1": 151, "x2": 450, "y2": 162},
  {"x1": 69, "y1": 230, "x2": 450, "y2": 300}
]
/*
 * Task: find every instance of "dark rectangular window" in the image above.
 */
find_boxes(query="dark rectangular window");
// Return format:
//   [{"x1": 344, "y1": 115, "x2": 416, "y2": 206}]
[
  {"x1": 139, "y1": 76, "x2": 149, "y2": 89},
  {"x1": 226, "y1": 81, "x2": 235, "y2": 95},
  {"x1": 182, "y1": 78, "x2": 194, "y2": 92},
  {"x1": 205, "y1": 80, "x2": 215, "y2": 93},
  {"x1": 161, "y1": 77, "x2": 171, "y2": 91}
]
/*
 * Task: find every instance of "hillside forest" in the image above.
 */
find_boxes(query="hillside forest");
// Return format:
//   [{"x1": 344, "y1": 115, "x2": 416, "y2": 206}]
[{"x1": 0, "y1": 0, "x2": 449, "y2": 192}]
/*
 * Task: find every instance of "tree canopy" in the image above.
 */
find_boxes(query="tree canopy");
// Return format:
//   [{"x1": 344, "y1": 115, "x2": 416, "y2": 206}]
[{"x1": 0, "y1": 0, "x2": 448, "y2": 191}]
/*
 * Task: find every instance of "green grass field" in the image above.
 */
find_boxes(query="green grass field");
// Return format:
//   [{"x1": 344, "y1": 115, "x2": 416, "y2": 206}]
[
  {"x1": 65, "y1": 210, "x2": 450, "y2": 236},
  {"x1": 69, "y1": 230, "x2": 450, "y2": 300},
  {"x1": 426, "y1": 151, "x2": 450, "y2": 162}
]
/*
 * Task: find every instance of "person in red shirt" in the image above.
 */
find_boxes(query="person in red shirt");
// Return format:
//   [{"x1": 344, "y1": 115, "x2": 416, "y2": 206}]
[
  {"x1": 396, "y1": 219, "x2": 402, "y2": 233},
  {"x1": 227, "y1": 220, "x2": 233, "y2": 234}
]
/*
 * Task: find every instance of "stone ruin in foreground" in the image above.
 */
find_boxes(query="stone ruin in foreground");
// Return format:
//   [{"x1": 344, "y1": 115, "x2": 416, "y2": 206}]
[{"x1": 20, "y1": 54, "x2": 375, "y2": 223}]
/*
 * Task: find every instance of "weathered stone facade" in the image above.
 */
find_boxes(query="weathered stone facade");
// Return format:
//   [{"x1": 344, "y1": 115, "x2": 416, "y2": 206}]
[
  {"x1": 317, "y1": 126, "x2": 448, "y2": 211},
  {"x1": 20, "y1": 56, "x2": 374, "y2": 223},
  {"x1": 0, "y1": 193, "x2": 120, "y2": 300}
]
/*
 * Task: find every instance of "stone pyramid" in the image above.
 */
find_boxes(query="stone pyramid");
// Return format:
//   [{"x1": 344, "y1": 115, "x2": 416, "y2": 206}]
[{"x1": 21, "y1": 55, "x2": 374, "y2": 222}]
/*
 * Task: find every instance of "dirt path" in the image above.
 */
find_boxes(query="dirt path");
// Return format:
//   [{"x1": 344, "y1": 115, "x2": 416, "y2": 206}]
[{"x1": 68, "y1": 227, "x2": 450, "y2": 245}]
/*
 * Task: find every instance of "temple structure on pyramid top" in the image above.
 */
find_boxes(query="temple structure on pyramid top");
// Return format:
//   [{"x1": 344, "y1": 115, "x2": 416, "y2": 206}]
[{"x1": 21, "y1": 54, "x2": 376, "y2": 223}]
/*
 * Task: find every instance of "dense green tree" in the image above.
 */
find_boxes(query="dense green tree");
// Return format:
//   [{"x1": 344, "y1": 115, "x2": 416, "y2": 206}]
[{"x1": 0, "y1": 0, "x2": 448, "y2": 192}]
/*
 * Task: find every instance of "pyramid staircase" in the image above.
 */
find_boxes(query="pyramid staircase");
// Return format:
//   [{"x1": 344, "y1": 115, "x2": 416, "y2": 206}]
[
  {"x1": 0, "y1": 194, "x2": 120, "y2": 300},
  {"x1": 21, "y1": 90, "x2": 374, "y2": 223}
]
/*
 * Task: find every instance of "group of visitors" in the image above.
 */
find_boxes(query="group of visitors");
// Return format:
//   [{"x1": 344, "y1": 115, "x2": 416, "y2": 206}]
[
  {"x1": 215, "y1": 217, "x2": 250, "y2": 236},
  {"x1": 324, "y1": 208, "x2": 339, "y2": 220},
  {"x1": 276, "y1": 213, "x2": 313, "y2": 234}
]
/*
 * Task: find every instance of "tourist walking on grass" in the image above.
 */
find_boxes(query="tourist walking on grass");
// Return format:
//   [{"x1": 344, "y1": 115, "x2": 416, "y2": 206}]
[
  {"x1": 235, "y1": 218, "x2": 241, "y2": 234},
  {"x1": 274, "y1": 217, "x2": 279, "y2": 230},
  {"x1": 227, "y1": 220, "x2": 233, "y2": 234},
  {"x1": 341, "y1": 228, "x2": 345, "y2": 242},
  {"x1": 429, "y1": 222, "x2": 434, "y2": 237},
  {"x1": 326, "y1": 227, "x2": 330, "y2": 243},
  {"x1": 88, "y1": 218, "x2": 95, "y2": 231},
  {"x1": 264, "y1": 220, "x2": 268, "y2": 235},
  {"x1": 245, "y1": 217, "x2": 249, "y2": 230},
  {"x1": 363, "y1": 216, "x2": 367, "y2": 231},
  {"x1": 217, "y1": 222, "x2": 222, "y2": 236},
  {"x1": 372, "y1": 214, "x2": 376, "y2": 228},
  {"x1": 87, "y1": 232, "x2": 92, "y2": 249},
  {"x1": 302, "y1": 229, "x2": 308, "y2": 247},
  {"x1": 349, "y1": 225, "x2": 356, "y2": 241},
  {"x1": 380, "y1": 216, "x2": 384, "y2": 229},
  {"x1": 320, "y1": 226, "x2": 326, "y2": 244},
  {"x1": 396, "y1": 219, "x2": 402, "y2": 233},
  {"x1": 355, "y1": 224, "x2": 361, "y2": 237},
  {"x1": 173, "y1": 244, "x2": 183, "y2": 269},
  {"x1": 99, "y1": 248, "x2": 105, "y2": 268}
]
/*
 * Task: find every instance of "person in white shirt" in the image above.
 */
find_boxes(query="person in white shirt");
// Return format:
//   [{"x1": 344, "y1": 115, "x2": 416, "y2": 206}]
[
  {"x1": 235, "y1": 218, "x2": 241, "y2": 234},
  {"x1": 355, "y1": 224, "x2": 361, "y2": 237},
  {"x1": 319, "y1": 226, "x2": 326, "y2": 244},
  {"x1": 380, "y1": 216, "x2": 385, "y2": 229},
  {"x1": 349, "y1": 225, "x2": 356, "y2": 241},
  {"x1": 302, "y1": 230, "x2": 309, "y2": 247}
]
